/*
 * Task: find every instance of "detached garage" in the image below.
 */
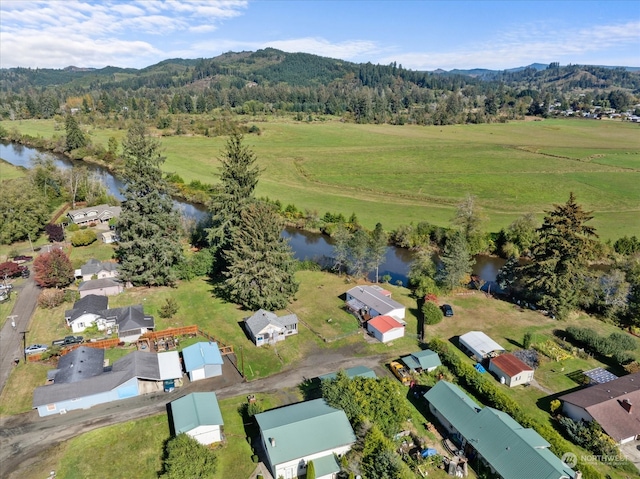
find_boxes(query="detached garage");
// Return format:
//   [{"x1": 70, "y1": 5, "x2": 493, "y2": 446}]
[
  {"x1": 367, "y1": 315, "x2": 405, "y2": 343},
  {"x1": 489, "y1": 353, "x2": 534, "y2": 387},
  {"x1": 170, "y1": 392, "x2": 224, "y2": 445},
  {"x1": 182, "y1": 342, "x2": 223, "y2": 382}
]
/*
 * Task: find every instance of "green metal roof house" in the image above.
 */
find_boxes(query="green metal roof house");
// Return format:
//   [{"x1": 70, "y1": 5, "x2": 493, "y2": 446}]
[
  {"x1": 170, "y1": 392, "x2": 224, "y2": 445},
  {"x1": 425, "y1": 381, "x2": 576, "y2": 479},
  {"x1": 255, "y1": 398, "x2": 356, "y2": 479},
  {"x1": 401, "y1": 349, "x2": 442, "y2": 373}
]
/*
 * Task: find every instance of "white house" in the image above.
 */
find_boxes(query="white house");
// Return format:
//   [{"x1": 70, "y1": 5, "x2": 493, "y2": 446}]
[
  {"x1": 366, "y1": 315, "x2": 405, "y2": 343},
  {"x1": 345, "y1": 285, "x2": 406, "y2": 321},
  {"x1": 181, "y1": 342, "x2": 224, "y2": 382},
  {"x1": 67, "y1": 204, "x2": 121, "y2": 226},
  {"x1": 488, "y1": 354, "x2": 534, "y2": 387},
  {"x1": 74, "y1": 259, "x2": 119, "y2": 281},
  {"x1": 244, "y1": 309, "x2": 299, "y2": 347},
  {"x1": 255, "y1": 398, "x2": 356, "y2": 479},
  {"x1": 170, "y1": 392, "x2": 224, "y2": 445}
]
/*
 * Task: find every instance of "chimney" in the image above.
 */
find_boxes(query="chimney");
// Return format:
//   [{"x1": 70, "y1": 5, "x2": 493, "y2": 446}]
[
  {"x1": 621, "y1": 399, "x2": 632, "y2": 413},
  {"x1": 270, "y1": 437, "x2": 276, "y2": 448},
  {"x1": 574, "y1": 471, "x2": 582, "y2": 479}
]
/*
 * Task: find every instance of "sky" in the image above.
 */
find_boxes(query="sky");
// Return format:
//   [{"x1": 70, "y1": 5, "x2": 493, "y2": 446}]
[{"x1": 1, "y1": 0, "x2": 639, "y2": 71}]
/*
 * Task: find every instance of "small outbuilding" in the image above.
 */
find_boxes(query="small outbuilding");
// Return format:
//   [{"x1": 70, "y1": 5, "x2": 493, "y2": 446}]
[
  {"x1": 318, "y1": 366, "x2": 377, "y2": 381},
  {"x1": 366, "y1": 315, "x2": 405, "y2": 343},
  {"x1": 401, "y1": 349, "x2": 442, "y2": 373},
  {"x1": 489, "y1": 353, "x2": 534, "y2": 387},
  {"x1": 78, "y1": 278, "x2": 124, "y2": 298},
  {"x1": 182, "y1": 342, "x2": 224, "y2": 382},
  {"x1": 458, "y1": 331, "x2": 505, "y2": 362},
  {"x1": 170, "y1": 392, "x2": 224, "y2": 445}
]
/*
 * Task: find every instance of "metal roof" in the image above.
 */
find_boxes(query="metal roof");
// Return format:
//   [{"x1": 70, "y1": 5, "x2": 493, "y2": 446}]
[
  {"x1": 401, "y1": 350, "x2": 442, "y2": 371},
  {"x1": 182, "y1": 342, "x2": 223, "y2": 372},
  {"x1": 158, "y1": 351, "x2": 182, "y2": 380},
  {"x1": 171, "y1": 392, "x2": 223, "y2": 434},
  {"x1": 368, "y1": 315, "x2": 404, "y2": 334},
  {"x1": 345, "y1": 286, "x2": 405, "y2": 317},
  {"x1": 490, "y1": 353, "x2": 533, "y2": 377},
  {"x1": 459, "y1": 331, "x2": 505, "y2": 358},
  {"x1": 255, "y1": 399, "x2": 355, "y2": 467},
  {"x1": 425, "y1": 382, "x2": 575, "y2": 479}
]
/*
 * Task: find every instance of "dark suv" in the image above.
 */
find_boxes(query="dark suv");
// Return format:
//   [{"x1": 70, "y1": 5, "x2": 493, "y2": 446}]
[{"x1": 441, "y1": 304, "x2": 454, "y2": 317}]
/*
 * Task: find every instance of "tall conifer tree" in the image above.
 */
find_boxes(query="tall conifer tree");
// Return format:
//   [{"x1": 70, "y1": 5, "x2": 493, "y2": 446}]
[{"x1": 115, "y1": 123, "x2": 183, "y2": 286}]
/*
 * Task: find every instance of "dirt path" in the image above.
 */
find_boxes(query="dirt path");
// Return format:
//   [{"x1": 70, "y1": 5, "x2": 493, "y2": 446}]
[{"x1": 0, "y1": 344, "x2": 394, "y2": 479}]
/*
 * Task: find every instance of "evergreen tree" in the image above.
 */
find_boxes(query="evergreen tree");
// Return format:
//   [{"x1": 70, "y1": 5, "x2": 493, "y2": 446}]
[
  {"x1": 160, "y1": 433, "x2": 217, "y2": 479},
  {"x1": 207, "y1": 132, "x2": 260, "y2": 271},
  {"x1": 368, "y1": 223, "x2": 388, "y2": 282},
  {"x1": 65, "y1": 114, "x2": 87, "y2": 151},
  {"x1": 221, "y1": 201, "x2": 298, "y2": 310},
  {"x1": 452, "y1": 193, "x2": 487, "y2": 255},
  {"x1": 437, "y1": 232, "x2": 475, "y2": 290},
  {"x1": 115, "y1": 123, "x2": 184, "y2": 286},
  {"x1": 517, "y1": 193, "x2": 598, "y2": 318}
]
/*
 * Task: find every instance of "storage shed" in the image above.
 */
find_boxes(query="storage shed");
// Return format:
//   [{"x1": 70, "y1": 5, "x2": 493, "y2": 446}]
[
  {"x1": 170, "y1": 392, "x2": 224, "y2": 445},
  {"x1": 489, "y1": 353, "x2": 534, "y2": 387},
  {"x1": 458, "y1": 331, "x2": 505, "y2": 361},
  {"x1": 366, "y1": 315, "x2": 405, "y2": 343},
  {"x1": 182, "y1": 342, "x2": 223, "y2": 382}
]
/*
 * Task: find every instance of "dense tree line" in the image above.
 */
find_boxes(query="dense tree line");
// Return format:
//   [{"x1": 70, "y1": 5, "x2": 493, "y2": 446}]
[{"x1": 2, "y1": 50, "x2": 637, "y2": 125}]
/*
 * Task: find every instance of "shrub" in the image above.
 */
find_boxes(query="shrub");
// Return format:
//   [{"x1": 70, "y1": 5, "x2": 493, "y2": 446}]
[
  {"x1": 159, "y1": 298, "x2": 179, "y2": 319},
  {"x1": 71, "y1": 229, "x2": 97, "y2": 246},
  {"x1": 66, "y1": 223, "x2": 80, "y2": 232},
  {"x1": 37, "y1": 289, "x2": 65, "y2": 308},
  {"x1": 523, "y1": 331, "x2": 532, "y2": 349},
  {"x1": 549, "y1": 399, "x2": 561, "y2": 414},
  {"x1": 422, "y1": 301, "x2": 443, "y2": 325}
]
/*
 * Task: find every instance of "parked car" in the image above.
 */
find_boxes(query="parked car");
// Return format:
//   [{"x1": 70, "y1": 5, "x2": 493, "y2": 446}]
[
  {"x1": 12, "y1": 255, "x2": 33, "y2": 264},
  {"x1": 441, "y1": 304, "x2": 454, "y2": 317},
  {"x1": 51, "y1": 335, "x2": 84, "y2": 346},
  {"x1": 25, "y1": 344, "x2": 48, "y2": 355},
  {"x1": 389, "y1": 361, "x2": 411, "y2": 385}
]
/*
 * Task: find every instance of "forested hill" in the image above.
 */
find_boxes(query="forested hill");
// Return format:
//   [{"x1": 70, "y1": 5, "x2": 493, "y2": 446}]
[{"x1": 1, "y1": 48, "x2": 639, "y2": 125}]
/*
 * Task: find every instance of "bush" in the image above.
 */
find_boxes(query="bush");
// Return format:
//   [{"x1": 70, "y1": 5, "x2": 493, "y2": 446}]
[
  {"x1": 159, "y1": 298, "x2": 179, "y2": 319},
  {"x1": 422, "y1": 301, "x2": 443, "y2": 325},
  {"x1": 523, "y1": 331, "x2": 532, "y2": 349},
  {"x1": 71, "y1": 229, "x2": 97, "y2": 246},
  {"x1": 66, "y1": 223, "x2": 80, "y2": 232},
  {"x1": 37, "y1": 289, "x2": 65, "y2": 308}
]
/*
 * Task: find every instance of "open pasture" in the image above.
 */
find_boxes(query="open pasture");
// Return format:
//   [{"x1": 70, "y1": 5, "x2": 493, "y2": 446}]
[{"x1": 5, "y1": 117, "x2": 639, "y2": 239}]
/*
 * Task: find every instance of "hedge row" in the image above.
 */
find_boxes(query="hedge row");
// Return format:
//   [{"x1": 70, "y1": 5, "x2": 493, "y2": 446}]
[{"x1": 428, "y1": 338, "x2": 603, "y2": 479}]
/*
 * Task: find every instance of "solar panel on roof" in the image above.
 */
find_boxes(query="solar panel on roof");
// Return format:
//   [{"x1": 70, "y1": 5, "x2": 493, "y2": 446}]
[{"x1": 584, "y1": 367, "x2": 618, "y2": 384}]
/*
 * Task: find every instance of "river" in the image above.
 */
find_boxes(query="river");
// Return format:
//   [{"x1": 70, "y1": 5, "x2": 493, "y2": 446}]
[{"x1": 1, "y1": 142, "x2": 506, "y2": 285}]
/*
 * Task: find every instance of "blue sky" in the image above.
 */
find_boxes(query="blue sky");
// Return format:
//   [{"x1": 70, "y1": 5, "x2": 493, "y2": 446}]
[{"x1": 1, "y1": 1, "x2": 638, "y2": 71}]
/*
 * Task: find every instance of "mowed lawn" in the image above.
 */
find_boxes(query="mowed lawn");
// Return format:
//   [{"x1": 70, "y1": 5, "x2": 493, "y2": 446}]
[{"x1": 4, "y1": 117, "x2": 639, "y2": 239}]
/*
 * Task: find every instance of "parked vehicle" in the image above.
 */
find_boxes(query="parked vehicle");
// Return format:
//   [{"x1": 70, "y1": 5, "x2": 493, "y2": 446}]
[
  {"x1": 51, "y1": 335, "x2": 84, "y2": 346},
  {"x1": 12, "y1": 255, "x2": 33, "y2": 264},
  {"x1": 163, "y1": 379, "x2": 175, "y2": 393},
  {"x1": 390, "y1": 361, "x2": 411, "y2": 385},
  {"x1": 441, "y1": 304, "x2": 454, "y2": 317},
  {"x1": 25, "y1": 344, "x2": 48, "y2": 355}
]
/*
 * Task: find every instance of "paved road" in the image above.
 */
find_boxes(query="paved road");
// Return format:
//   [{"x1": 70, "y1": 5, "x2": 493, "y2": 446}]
[
  {"x1": 0, "y1": 270, "x2": 39, "y2": 396},
  {"x1": 0, "y1": 340, "x2": 393, "y2": 479}
]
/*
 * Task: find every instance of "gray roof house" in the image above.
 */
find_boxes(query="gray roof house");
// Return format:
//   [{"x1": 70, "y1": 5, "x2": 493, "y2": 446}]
[
  {"x1": 345, "y1": 285, "x2": 406, "y2": 322},
  {"x1": 244, "y1": 309, "x2": 299, "y2": 347},
  {"x1": 64, "y1": 299, "x2": 154, "y2": 340},
  {"x1": 33, "y1": 348, "x2": 182, "y2": 417},
  {"x1": 401, "y1": 349, "x2": 442, "y2": 373},
  {"x1": 255, "y1": 398, "x2": 356, "y2": 479},
  {"x1": 78, "y1": 278, "x2": 124, "y2": 299},
  {"x1": 425, "y1": 381, "x2": 576, "y2": 479},
  {"x1": 170, "y1": 392, "x2": 224, "y2": 445},
  {"x1": 318, "y1": 365, "x2": 377, "y2": 381},
  {"x1": 67, "y1": 204, "x2": 121, "y2": 225},
  {"x1": 75, "y1": 259, "x2": 119, "y2": 281}
]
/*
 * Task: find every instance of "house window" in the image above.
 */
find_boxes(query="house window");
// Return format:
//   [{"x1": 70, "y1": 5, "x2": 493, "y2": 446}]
[{"x1": 46, "y1": 404, "x2": 56, "y2": 411}]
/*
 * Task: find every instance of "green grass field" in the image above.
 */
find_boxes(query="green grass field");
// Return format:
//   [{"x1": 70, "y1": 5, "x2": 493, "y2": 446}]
[{"x1": 4, "y1": 117, "x2": 639, "y2": 240}]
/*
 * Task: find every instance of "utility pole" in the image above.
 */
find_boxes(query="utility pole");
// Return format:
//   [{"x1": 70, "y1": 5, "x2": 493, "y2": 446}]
[{"x1": 20, "y1": 330, "x2": 29, "y2": 362}]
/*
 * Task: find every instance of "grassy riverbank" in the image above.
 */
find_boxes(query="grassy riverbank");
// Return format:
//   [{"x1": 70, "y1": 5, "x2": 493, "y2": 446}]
[{"x1": 3, "y1": 117, "x2": 639, "y2": 239}]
